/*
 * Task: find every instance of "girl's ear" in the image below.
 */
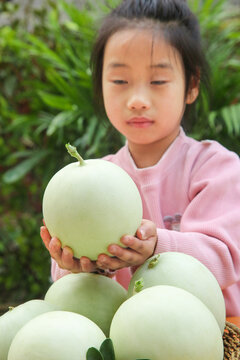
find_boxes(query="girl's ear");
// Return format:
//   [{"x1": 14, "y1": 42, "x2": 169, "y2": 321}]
[{"x1": 186, "y1": 74, "x2": 200, "y2": 104}]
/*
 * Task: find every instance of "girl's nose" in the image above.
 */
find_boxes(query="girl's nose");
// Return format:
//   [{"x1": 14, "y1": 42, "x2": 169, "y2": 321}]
[{"x1": 127, "y1": 93, "x2": 151, "y2": 111}]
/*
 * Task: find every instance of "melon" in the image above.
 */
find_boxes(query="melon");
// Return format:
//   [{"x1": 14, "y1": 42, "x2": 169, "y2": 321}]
[
  {"x1": 0, "y1": 299, "x2": 57, "y2": 360},
  {"x1": 110, "y1": 285, "x2": 224, "y2": 360},
  {"x1": 128, "y1": 252, "x2": 226, "y2": 333},
  {"x1": 8, "y1": 311, "x2": 106, "y2": 360},
  {"x1": 42, "y1": 144, "x2": 143, "y2": 260},
  {"x1": 44, "y1": 272, "x2": 127, "y2": 336}
]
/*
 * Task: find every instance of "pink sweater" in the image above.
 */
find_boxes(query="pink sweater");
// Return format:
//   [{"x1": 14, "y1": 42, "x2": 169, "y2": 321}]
[{"x1": 51, "y1": 128, "x2": 240, "y2": 316}]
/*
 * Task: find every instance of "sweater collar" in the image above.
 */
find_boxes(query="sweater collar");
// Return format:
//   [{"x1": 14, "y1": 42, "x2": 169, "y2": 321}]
[{"x1": 125, "y1": 127, "x2": 186, "y2": 171}]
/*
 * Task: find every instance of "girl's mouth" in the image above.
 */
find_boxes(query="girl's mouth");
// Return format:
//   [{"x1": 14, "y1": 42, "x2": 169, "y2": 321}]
[{"x1": 127, "y1": 117, "x2": 154, "y2": 128}]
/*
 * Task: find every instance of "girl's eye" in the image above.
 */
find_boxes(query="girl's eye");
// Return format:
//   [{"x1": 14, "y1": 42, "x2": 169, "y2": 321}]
[
  {"x1": 151, "y1": 80, "x2": 167, "y2": 85},
  {"x1": 112, "y1": 80, "x2": 128, "y2": 85}
]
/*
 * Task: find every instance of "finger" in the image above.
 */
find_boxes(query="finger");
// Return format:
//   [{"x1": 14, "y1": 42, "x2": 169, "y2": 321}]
[
  {"x1": 121, "y1": 235, "x2": 156, "y2": 257},
  {"x1": 40, "y1": 226, "x2": 52, "y2": 251},
  {"x1": 80, "y1": 257, "x2": 96, "y2": 273},
  {"x1": 49, "y1": 237, "x2": 62, "y2": 262},
  {"x1": 61, "y1": 246, "x2": 78, "y2": 271},
  {"x1": 121, "y1": 235, "x2": 145, "y2": 253},
  {"x1": 136, "y1": 219, "x2": 155, "y2": 240},
  {"x1": 107, "y1": 245, "x2": 143, "y2": 266},
  {"x1": 97, "y1": 253, "x2": 127, "y2": 270}
]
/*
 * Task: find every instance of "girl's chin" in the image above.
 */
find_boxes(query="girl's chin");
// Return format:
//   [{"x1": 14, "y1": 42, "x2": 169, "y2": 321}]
[{"x1": 127, "y1": 138, "x2": 158, "y2": 147}]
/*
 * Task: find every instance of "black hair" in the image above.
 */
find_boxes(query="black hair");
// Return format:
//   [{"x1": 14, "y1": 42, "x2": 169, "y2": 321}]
[{"x1": 90, "y1": 0, "x2": 210, "y2": 126}]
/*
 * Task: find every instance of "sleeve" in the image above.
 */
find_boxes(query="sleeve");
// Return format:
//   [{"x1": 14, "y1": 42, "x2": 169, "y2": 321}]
[
  {"x1": 155, "y1": 146, "x2": 240, "y2": 290},
  {"x1": 51, "y1": 258, "x2": 71, "y2": 282}
]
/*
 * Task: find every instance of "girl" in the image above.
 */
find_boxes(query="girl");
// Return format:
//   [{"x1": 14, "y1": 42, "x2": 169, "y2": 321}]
[{"x1": 41, "y1": 0, "x2": 240, "y2": 316}]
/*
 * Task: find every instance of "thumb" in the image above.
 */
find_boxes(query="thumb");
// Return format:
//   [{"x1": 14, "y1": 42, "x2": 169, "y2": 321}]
[{"x1": 136, "y1": 219, "x2": 156, "y2": 240}]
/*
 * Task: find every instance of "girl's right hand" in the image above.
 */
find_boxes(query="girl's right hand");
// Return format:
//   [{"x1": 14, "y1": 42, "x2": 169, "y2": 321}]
[{"x1": 40, "y1": 224, "x2": 97, "y2": 273}]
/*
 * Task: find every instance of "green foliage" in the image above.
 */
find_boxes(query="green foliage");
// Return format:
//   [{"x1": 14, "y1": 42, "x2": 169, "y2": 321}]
[
  {"x1": 0, "y1": 213, "x2": 50, "y2": 305},
  {"x1": 0, "y1": 0, "x2": 123, "y2": 306},
  {"x1": 87, "y1": 338, "x2": 115, "y2": 360},
  {"x1": 188, "y1": 0, "x2": 240, "y2": 151},
  {"x1": 0, "y1": 0, "x2": 239, "y2": 305},
  {"x1": 86, "y1": 338, "x2": 150, "y2": 360}
]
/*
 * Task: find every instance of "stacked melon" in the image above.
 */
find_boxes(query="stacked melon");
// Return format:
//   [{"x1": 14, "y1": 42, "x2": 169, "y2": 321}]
[
  {"x1": 110, "y1": 252, "x2": 225, "y2": 360},
  {"x1": 0, "y1": 145, "x2": 226, "y2": 359},
  {"x1": 0, "y1": 273, "x2": 128, "y2": 360},
  {"x1": 1, "y1": 255, "x2": 225, "y2": 360}
]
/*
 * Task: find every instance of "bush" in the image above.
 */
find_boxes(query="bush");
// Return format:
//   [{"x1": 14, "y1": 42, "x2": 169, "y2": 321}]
[
  {"x1": 189, "y1": 0, "x2": 240, "y2": 151},
  {"x1": 0, "y1": 0, "x2": 239, "y2": 305},
  {"x1": 0, "y1": 0, "x2": 124, "y2": 305}
]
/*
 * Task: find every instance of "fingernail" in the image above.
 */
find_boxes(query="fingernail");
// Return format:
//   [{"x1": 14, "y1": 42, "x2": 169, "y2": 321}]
[
  {"x1": 122, "y1": 236, "x2": 130, "y2": 245},
  {"x1": 50, "y1": 237, "x2": 61, "y2": 249},
  {"x1": 108, "y1": 245, "x2": 117, "y2": 253},
  {"x1": 40, "y1": 226, "x2": 46, "y2": 233},
  {"x1": 81, "y1": 257, "x2": 89, "y2": 266},
  {"x1": 99, "y1": 256, "x2": 107, "y2": 264},
  {"x1": 63, "y1": 247, "x2": 73, "y2": 256},
  {"x1": 140, "y1": 229, "x2": 146, "y2": 239}
]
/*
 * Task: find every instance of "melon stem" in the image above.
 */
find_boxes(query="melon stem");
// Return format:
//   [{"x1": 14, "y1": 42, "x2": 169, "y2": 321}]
[
  {"x1": 65, "y1": 143, "x2": 86, "y2": 166},
  {"x1": 148, "y1": 254, "x2": 160, "y2": 269},
  {"x1": 134, "y1": 277, "x2": 144, "y2": 294}
]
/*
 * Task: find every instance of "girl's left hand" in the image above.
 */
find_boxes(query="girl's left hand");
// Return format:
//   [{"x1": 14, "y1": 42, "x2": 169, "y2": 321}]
[{"x1": 96, "y1": 219, "x2": 157, "y2": 271}]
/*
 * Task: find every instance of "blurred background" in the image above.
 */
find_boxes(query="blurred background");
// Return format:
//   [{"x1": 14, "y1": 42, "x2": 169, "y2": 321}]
[{"x1": 0, "y1": 0, "x2": 239, "y2": 311}]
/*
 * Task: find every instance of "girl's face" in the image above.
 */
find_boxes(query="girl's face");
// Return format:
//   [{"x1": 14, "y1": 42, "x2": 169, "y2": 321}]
[{"x1": 102, "y1": 29, "x2": 198, "y2": 163}]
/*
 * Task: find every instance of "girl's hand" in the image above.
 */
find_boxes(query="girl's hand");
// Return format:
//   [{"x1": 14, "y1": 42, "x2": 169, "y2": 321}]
[
  {"x1": 40, "y1": 218, "x2": 157, "y2": 274},
  {"x1": 40, "y1": 224, "x2": 97, "y2": 273},
  {"x1": 96, "y1": 219, "x2": 157, "y2": 271}
]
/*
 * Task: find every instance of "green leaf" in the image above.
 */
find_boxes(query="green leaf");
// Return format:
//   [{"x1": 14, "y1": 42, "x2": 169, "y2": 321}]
[
  {"x1": 38, "y1": 91, "x2": 73, "y2": 111},
  {"x1": 230, "y1": 104, "x2": 240, "y2": 135},
  {"x1": 59, "y1": 0, "x2": 93, "y2": 31},
  {"x1": 86, "y1": 116, "x2": 98, "y2": 143},
  {"x1": 45, "y1": 69, "x2": 80, "y2": 100},
  {"x1": 86, "y1": 347, "x2": 104, "y2": 360},
  {"x1": 221, "y1": 104, "x2": 240, "y2": 136},
  {"x1": 100, "y1": 338, "x2": 115, "y2": 360},
  {"x1": 46, "y1": 110, "x2": 79, "y2": 136},
  {"x1": 85, "y1": 124, "x2": 108, "y2": 157},
  {"x1": 208, "y1": 111, "x2": 217, "y2": 130},
  {"x1": 2, "y1": 150, "x2": 50, "y2": 183},
  {"x1": 26, "y1": 33, "x2": 68, "y2": 70}
]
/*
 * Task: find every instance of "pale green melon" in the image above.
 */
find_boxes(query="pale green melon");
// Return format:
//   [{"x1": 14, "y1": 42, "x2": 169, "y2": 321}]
[
  {"x1": 44, "y1": 272, "x2": 127, "y2": 336},
  {"x1": 8, "y1": 311, "x2": 105, "y2": 360},
  {"x1": 0, "y1": 299, "x2": 57, "y2": 360},
  {"x1": 42, "y1": 144, "x2": 142, "y2": 260},
  {"x1": 110, "y1": 285, "x2": 224, "y2": 360},
  {"x1": 128, "y1": 252, "x2": 226, "y2": 333}
]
